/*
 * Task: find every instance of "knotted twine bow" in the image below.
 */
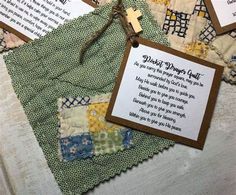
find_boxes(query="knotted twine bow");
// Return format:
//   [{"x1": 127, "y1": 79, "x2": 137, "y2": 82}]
[{"x1": 80, "y1": 0, "x2": 139, "y2": 63}]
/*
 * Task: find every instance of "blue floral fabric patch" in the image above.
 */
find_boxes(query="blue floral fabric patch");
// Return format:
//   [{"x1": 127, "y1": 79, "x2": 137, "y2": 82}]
[{"x1": 60, "y1": 134, "x2": 93, "y2": 161}]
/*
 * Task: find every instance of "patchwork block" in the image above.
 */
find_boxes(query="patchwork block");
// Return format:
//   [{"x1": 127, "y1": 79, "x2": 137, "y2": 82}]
[
  {"x1": 199, "y1": 22, "x2": 216, "y2": 44},
  {"x1": 193, "y1": 0, "x2": 209, "y2": 19},
  {"x1": 163, "y1": 9, "x2": 191, "y2": 37},
  {"x1": 167, "y1": 34, "x2": 186, "y2": 52},
  {"x1": 58, "y1": 93, "x2": 134, "y2": 161},
  {"x1": 212, "y1": 35, "x2": 236, "y2": 62}
]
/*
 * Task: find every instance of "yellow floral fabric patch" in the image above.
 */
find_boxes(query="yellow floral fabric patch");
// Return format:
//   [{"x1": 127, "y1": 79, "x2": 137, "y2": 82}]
[{"x1": 87, "y1": 102, "x2": 121, "y2": 133}]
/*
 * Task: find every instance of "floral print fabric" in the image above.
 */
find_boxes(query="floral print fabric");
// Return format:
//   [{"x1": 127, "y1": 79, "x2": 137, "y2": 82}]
[{"x1": 60, "y1": 134, "x2": 94, "y2": 161}]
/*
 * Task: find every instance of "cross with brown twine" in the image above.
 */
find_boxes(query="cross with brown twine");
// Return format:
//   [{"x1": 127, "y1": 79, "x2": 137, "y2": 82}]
[
  {"x1": 126, "y1": 7, "x2": 142, "y2": 33},
  {"x1": 80, "y1": 0, "x2": 142, "y2": 63}
]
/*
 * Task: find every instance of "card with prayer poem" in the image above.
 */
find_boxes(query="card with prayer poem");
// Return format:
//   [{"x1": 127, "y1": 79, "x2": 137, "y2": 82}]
[
  {"x1": 0, "y1": 0, "x2": 96, "y2": 41},
  {"x1": 106, "y1": 37, "x2": 223, "y2": 149},
  {"x1": 205, "y1": 0, "x2": 236, "y2": 34}
]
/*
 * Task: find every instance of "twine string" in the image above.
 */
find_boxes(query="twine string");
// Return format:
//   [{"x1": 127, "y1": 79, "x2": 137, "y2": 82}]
[{"x1": 80, "y1": 0, "x2": 139, "y2": 63}]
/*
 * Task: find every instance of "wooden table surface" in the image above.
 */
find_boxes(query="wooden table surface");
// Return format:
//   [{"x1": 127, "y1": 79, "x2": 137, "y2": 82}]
[{"x1": 0, "y1": 52, "x2": 236, "y2": 195}]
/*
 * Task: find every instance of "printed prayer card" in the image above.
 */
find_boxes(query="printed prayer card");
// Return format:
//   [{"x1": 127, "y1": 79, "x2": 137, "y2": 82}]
[
  {"x1": 205, "y1": 0, "x2": 236, "y2": 34},
  {"x1": 0, "y1": 0, "x2": 96, "y2": 41},
  {"x1": 106, "y1": 38, "x2": 223, "y2": 149}
]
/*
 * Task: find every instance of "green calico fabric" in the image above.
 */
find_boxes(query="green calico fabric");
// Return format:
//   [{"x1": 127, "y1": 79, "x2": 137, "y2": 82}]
[{"x1": 4, "y1": 0, "x2": 174, "y2": 194}]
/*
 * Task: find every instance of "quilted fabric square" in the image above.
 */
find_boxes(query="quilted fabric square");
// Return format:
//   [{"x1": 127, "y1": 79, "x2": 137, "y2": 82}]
[
  {"x1": 60, "y1": 134, "x2": 93, "y2": 161},
  {"x1": 4, "y1": 1, "x2": 174, "y2": 194},
  {"x1": 58, "y1": 93, "x2": 134, "y2": 161}
]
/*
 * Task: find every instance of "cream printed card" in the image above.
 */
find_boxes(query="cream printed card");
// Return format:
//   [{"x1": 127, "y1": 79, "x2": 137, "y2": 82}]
[
  {"x1": 205, "y1": 0, "x2": 236, "y2": 34},
  {"x1": 106, "y1": 38, "x2": 223, "y2": 149},
  {"x1": 0, "y1": 0, "x2": 96, "y2": 41}
]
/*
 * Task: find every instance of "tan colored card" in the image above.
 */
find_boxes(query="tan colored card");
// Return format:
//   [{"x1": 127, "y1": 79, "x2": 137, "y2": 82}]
[
  {"x1": 0, "y1": 0, "x2": 97, "y2": 42},
  {"x1": 205, "y1": 0, "x2": 236, "y2": 34},
  {"x1": 106, "y1": 37, "x2": 223, "y2": 149}
]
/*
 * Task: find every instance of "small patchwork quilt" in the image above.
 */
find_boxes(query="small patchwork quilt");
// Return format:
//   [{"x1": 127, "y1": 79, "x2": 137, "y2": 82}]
[
  {"x1": 4, "y1": 1, "x2": 174, "y2": 194},
  {"x1": 147, "y1": 0, "x2": 236, "y2": 83},
  {"x1": 58, "y1": 94, "x2": 133, "y2": 161}
]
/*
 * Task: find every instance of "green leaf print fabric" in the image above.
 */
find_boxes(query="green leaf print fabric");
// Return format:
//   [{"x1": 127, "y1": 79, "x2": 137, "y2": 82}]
[{"x1": 4, "y1": 0, "x2": 174, "y2": 194}]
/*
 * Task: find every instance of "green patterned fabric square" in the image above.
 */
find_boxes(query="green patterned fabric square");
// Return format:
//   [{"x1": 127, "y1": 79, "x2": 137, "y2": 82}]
[
  {"x1": 93, "y1": 130, "x2": 124, "y2": 155},
  {"x1": 4, "y1": 0, "x2": 174, "y2": 194}
]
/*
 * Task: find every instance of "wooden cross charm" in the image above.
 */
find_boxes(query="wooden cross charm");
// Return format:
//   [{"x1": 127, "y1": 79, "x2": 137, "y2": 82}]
[{"x1": 126, "y1": 7, "x2": 143, "y2": 33}]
